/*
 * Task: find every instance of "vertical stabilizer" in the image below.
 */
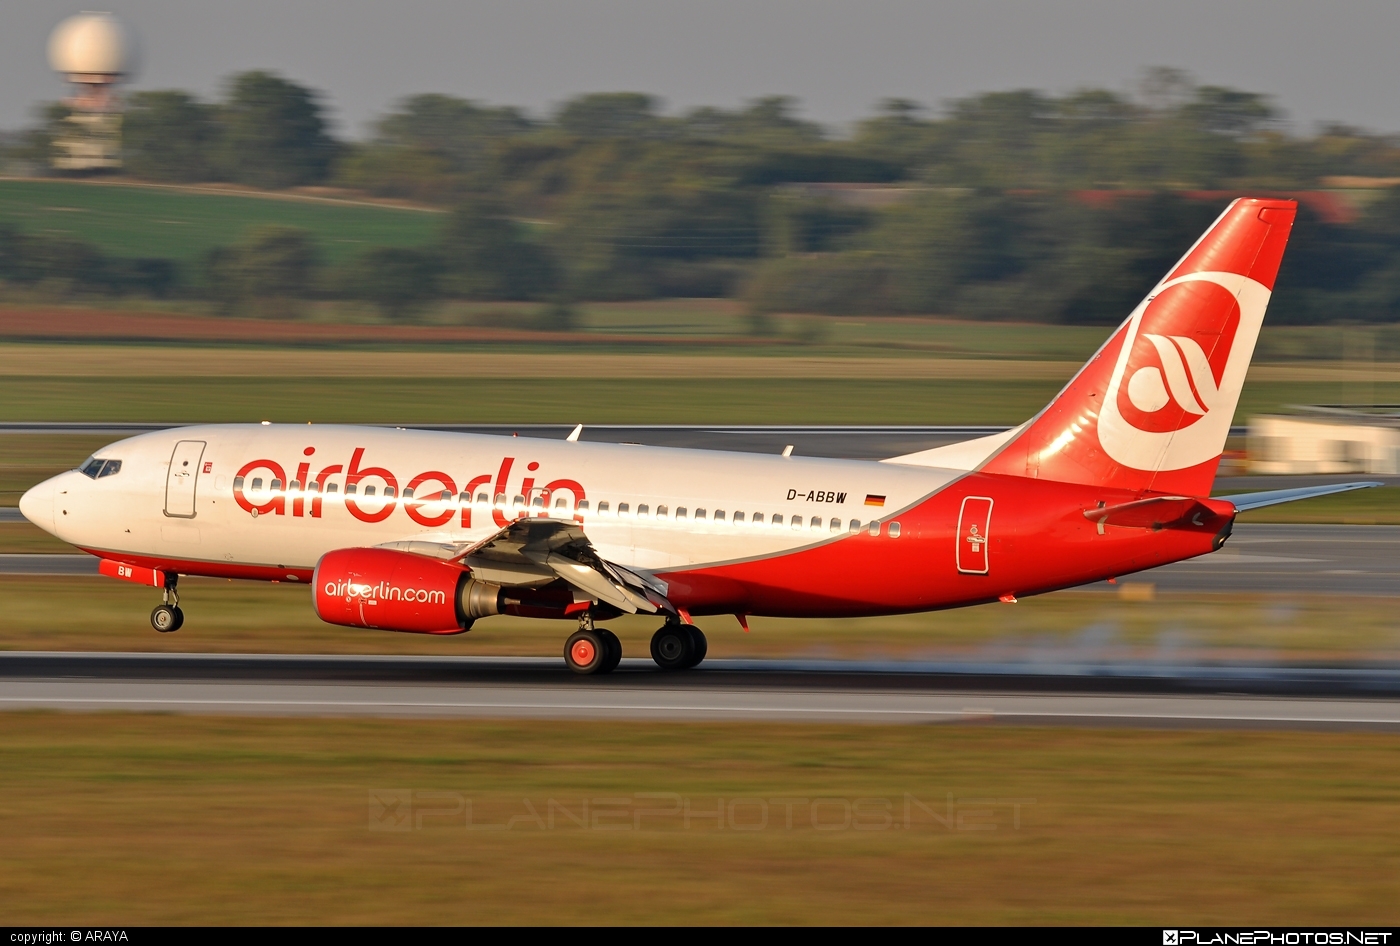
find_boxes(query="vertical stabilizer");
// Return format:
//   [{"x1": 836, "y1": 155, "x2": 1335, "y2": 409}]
[{"x1": 979, "y1": 198, "x2": 1297, "y2": 496}]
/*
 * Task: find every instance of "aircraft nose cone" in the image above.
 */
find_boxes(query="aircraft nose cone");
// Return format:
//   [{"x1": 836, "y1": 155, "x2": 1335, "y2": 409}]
[{"x1": 19, "y1": 478, "x2": 56, "y2": 534}]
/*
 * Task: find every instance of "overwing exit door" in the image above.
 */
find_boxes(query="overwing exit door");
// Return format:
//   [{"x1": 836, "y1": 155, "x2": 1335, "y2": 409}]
[
  {"x1": 165, "y1": 440, "x2": 207, "y2": 518},
  {"x1": 956, "y1": 496, "x2": 994, "y2": 575}
]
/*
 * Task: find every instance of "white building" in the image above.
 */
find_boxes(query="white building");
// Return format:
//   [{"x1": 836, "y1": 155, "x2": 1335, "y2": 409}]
[{"x1": 1249, "y1": 410, "x2": 1400, "y2": 475}]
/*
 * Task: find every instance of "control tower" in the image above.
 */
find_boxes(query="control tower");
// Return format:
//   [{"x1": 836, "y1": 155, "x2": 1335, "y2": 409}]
[{"x1": 47, "y1": 12, "x2": 134, "y2": 171}]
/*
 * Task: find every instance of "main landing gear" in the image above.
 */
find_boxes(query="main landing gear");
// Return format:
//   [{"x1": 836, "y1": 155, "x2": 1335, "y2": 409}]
[
  {"x1": 650, "y1": 619, "x2": 707, "y2": 671},
  {"x1": 150, "y1": 572, "x2": 183, "y2": 633},
  {"x1": 563, "y1": 612, "x2": 622, "y2": 675},
  {"x1": 561, "y1": 613, "x2": 708, "y2": 674}
]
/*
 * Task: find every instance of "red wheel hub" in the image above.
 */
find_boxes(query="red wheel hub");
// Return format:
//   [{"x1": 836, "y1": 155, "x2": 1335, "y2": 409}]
[{"x1": 571, "y1": 639, "x2": 597, "y2": 666}]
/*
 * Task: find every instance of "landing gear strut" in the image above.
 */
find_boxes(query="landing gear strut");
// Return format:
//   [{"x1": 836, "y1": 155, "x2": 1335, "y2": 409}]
[
  {"x1": 150, "y1": 572, "x2": 183, "y2": 633},
  {"x1": 650, "y1": 619, "x2": 706, "y2": 671},
  {"x1": 563, "y1": 611, "x2": 621, "y2": 675}
]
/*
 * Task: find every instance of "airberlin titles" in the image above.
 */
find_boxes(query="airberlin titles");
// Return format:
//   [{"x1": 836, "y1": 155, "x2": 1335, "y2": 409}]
[{"x1": 233, "y1": 448, "x2": 585, "y2": 528}]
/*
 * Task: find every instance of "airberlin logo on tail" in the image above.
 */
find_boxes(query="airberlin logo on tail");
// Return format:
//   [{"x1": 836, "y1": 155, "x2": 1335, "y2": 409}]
[
  {"x1": 1123, "y1": 333, "x2": 1221, "y2": 425},
  {"x1": 1098, "y1": 271, "x2": 1270, "y2": 472}
]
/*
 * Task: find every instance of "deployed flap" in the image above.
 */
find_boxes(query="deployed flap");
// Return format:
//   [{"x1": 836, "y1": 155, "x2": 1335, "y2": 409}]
[
  {"x1": 451, "y1": 518, "x2": 669, "y2": 613},
  {"x1": 1220, "y1": 481, "x2": 1382, "y2": 512},
  {"x1": 1084, "y1": 495, "x2": 1210, "y2": 530}
]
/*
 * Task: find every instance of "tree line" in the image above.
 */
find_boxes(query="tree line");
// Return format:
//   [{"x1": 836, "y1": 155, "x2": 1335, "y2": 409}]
[{"x1": 7, "y1": 67, "x2": 1400, "y2": 323}]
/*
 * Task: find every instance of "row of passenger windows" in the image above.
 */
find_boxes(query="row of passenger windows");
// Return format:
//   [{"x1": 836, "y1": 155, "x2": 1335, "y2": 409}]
[{"x1": 232, "y1": 476, "x2": 902, "y2": 537}]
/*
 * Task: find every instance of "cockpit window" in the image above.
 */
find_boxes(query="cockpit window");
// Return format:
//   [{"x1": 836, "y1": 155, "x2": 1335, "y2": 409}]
[{"x1": 78, "y1": 457, "x2": 122, "y2": 479}]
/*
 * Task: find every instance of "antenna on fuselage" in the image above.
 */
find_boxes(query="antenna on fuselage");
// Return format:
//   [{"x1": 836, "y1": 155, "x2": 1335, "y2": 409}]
[
  {"x1": 781, "y1": 445, "x2": 793, "y2": 458},
  {"x1": 567, "y1": 424, "x2": 583, "y2": 442}
]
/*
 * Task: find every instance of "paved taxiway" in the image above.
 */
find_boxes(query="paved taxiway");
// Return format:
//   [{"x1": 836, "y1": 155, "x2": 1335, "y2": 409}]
[
  {"x1": 4, "y1": 522, "x2": 1397, "y2": 595},
  {"x1": 1, "y1": 653, "x2": 1397, "y2": 729}
]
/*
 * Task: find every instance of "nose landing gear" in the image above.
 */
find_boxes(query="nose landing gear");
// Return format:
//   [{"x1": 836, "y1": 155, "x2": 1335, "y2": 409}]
[{"x1": 150, "y1": 572, "x2": 183, "y2": 633}]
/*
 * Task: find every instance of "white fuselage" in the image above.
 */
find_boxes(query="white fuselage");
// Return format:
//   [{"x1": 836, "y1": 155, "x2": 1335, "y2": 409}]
[{"x1": 26, "y1": 425, "x2": 959, "y2": 578}]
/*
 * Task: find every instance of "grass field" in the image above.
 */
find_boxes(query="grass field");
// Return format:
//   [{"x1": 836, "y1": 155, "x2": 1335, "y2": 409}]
[
  {"x1": 0, "y1": 179, "x2": 441, "y2": 265},
  {"x1": 1, "y1": 713, "x2": 1397, "y2": 924},
  {"x1": 0, "y1": 576, "x2": 1394, "y2": 663}
]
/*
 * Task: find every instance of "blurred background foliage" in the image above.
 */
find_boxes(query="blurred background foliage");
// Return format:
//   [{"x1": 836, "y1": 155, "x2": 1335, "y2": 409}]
[{"x1": 7, "y1": 67, "x2": 1400, "y2": 324}]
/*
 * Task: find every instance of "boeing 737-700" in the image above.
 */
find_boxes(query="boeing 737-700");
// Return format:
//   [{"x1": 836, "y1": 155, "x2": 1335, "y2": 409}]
[{"x1": 19, "y1": 198, "x2": 1377, "y2": 673}]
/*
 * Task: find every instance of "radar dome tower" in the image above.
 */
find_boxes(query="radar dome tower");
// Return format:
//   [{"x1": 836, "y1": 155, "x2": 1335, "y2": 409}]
[{"x1": 47, "y1": 12, "x2": 134, "y2": 171}]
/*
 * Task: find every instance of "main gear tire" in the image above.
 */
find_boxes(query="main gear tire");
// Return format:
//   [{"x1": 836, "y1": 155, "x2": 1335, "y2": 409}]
[
  {"x1": 597, "y1": 628, "x2": 623, "y2": 674},
  {"x1": 650, "y1": 624, "x2": 694, "y2": 671},
  {"x1": 564, "y1": 628, "x2": 608, "y2": 675},
  {"x1": 684, "y1": 626, "x2": 708, "y2": 668}
]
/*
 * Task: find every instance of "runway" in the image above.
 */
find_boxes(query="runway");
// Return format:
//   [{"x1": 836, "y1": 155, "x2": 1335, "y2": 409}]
[
  {"x1": 5, "y1": 522, "x2": 1399, "y2": 595},
  {"x1": 1, "y1": 652, "x2": 1397, "y2": 729}
]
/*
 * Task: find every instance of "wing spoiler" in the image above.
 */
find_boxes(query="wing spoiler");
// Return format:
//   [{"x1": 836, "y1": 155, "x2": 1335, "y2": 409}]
[{"x1": 1216, "y1": 481, "x2": 1383, "y2": 512}]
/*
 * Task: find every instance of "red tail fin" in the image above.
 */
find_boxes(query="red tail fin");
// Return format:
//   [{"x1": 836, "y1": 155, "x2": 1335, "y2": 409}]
[{"x1": 980, "y1": 198, "x2": 1297, "y2": 496}]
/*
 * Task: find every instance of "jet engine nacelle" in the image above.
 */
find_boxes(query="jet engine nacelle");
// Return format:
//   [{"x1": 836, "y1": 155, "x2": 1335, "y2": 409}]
[{"x1": 313, "y1": 547, "x2": 502, "y2": 634}]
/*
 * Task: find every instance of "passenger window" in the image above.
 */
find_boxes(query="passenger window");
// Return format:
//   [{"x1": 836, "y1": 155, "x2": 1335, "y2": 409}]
[
  {"x1": 869, "y1": 521, "x2": 881, "y2": 536},
  {"x1": 638, "y1": 504, "x2": 649, "y2": 517},
  {"x1": 307, "y1": 481, "x2": 319, "y2": 493},
  {"x1": 657, "y1": 505, "x2": 668, "y2": 518},
  {"x1": 252, "y1": 477, "x2": 264, "y2": 490},
  {"x1": 849, "y1": 519, "x2": 860, "y2": 533},
  {"x1": 619, "y1": 503, "x2": 630, "y2": 515},
  {"x1": 402, "y1": 487, "x2": 415, "y2": 500},
  {"x1": 829, "y1": 518, "x2": 842, "y2": 533},
  {"x1": 715, "y1": 510, "x2": 726, "y2": 521},
  {"x1": 578, "y1": 500, "x2": 590, "y2": 512},
  {"x1": 752, "y1": 512, "x2": 763, "y2": 524},
  {"x1": 326, "y1": 483, "x2": 339, "y2": 494},
  {"x1": 290, "y1": 480, "x2": 301, "y2": 491},
  {"x1": 695, "y1": 508, "x2": 706, "y2": 519},
  {"x1": 791, "y1": 515, "x2": 802, "y2": 529},
  {"x1": 555, "y1": 497, "x2": 568, "y2": 508},
  {"x1": 494, "y1": 493, "x2": 506, "y2": 506},
  {"x1": 344, "y1": 483, "x2": 356, "y2": 495},
  {"x1": 477, "y1": 492, "x2": 490, "y2": 504},
  {"x1": 532, "y1": 496, "x2": 545, "y2": 508},
  {"x1": 363, "y1": 485, "x2": 375, "y2": 497},
  {"x1": 889, "y1": 522, "x2": 902, "y2": 537},
  {"x1": 513, "y1": 495, "x2": 525, "y2": 507},
  {"x1": 772, "y1": 514, "x2": 782, "y2": 526},
  {"x1": 98, "y1": 459, "x2": 122, "y2": 478},
  {"x1": 733, "y1": 511, "x2": 744, "y2": 523},
  {"x1": 810, "y1": 517, "x2": 821, "y2": 529},
  {"x1": 675, "y1": 507, "x2": 687, "y2": 519},
  {"x1": 272, "y1": 479, "x2": 284, "y2": 491},
  {"x1": 383, "y1": 486, "x2": 396, "y2": 499},
  {"x1": 441, "y1": 490, "x2": 453, "y2": 502},
  {"x1": 598, "y1": 501, "x2": 610, "y2": 514},
  {"x1": 233, "y1": 475, "x2": 244, "y2": 491}
]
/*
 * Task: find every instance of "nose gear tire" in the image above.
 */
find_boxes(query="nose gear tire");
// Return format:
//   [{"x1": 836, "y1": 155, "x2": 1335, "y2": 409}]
[{"x1": 151, "y1": 605, "x2": 183, "y2": 633}]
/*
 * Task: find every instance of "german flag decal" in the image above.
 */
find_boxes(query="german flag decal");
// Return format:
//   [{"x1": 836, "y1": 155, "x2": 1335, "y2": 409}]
[{"x1": 864, "y1": 494, "x2": 886, "y2": 507}]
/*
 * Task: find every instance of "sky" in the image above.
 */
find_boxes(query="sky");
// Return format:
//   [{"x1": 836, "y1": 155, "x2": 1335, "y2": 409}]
[{"x1": 5, "y1": 0, "x2": 1400, "y2": 138}]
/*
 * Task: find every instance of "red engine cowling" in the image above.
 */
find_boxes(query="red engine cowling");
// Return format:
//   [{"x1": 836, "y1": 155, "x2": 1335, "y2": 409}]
[{"x1": 314, "y1": 547, "x2": 489, "y2": 635}]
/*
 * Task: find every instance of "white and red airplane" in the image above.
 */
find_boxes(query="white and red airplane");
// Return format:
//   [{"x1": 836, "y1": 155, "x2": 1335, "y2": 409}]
[{"x1": 18, "y1": 198, "x2": 1378, "y2": 673}]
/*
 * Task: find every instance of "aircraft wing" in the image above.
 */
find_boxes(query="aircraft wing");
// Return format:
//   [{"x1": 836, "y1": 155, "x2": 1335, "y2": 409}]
[
  {"x1": 378, "y1": 519, "x2": 670, "y2": 615},
  {"x1": 1217, "y1": 481, "x2": 1383, "y2": 512}
]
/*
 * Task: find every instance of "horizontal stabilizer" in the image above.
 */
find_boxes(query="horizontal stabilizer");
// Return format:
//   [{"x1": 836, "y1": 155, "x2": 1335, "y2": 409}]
[
  {"x1": 1219, "y1": 481, "x2": 1382, "y2": 512},
  {"x1": 1084, "y1": 496, "x2": 1211, "y2": 530}
]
